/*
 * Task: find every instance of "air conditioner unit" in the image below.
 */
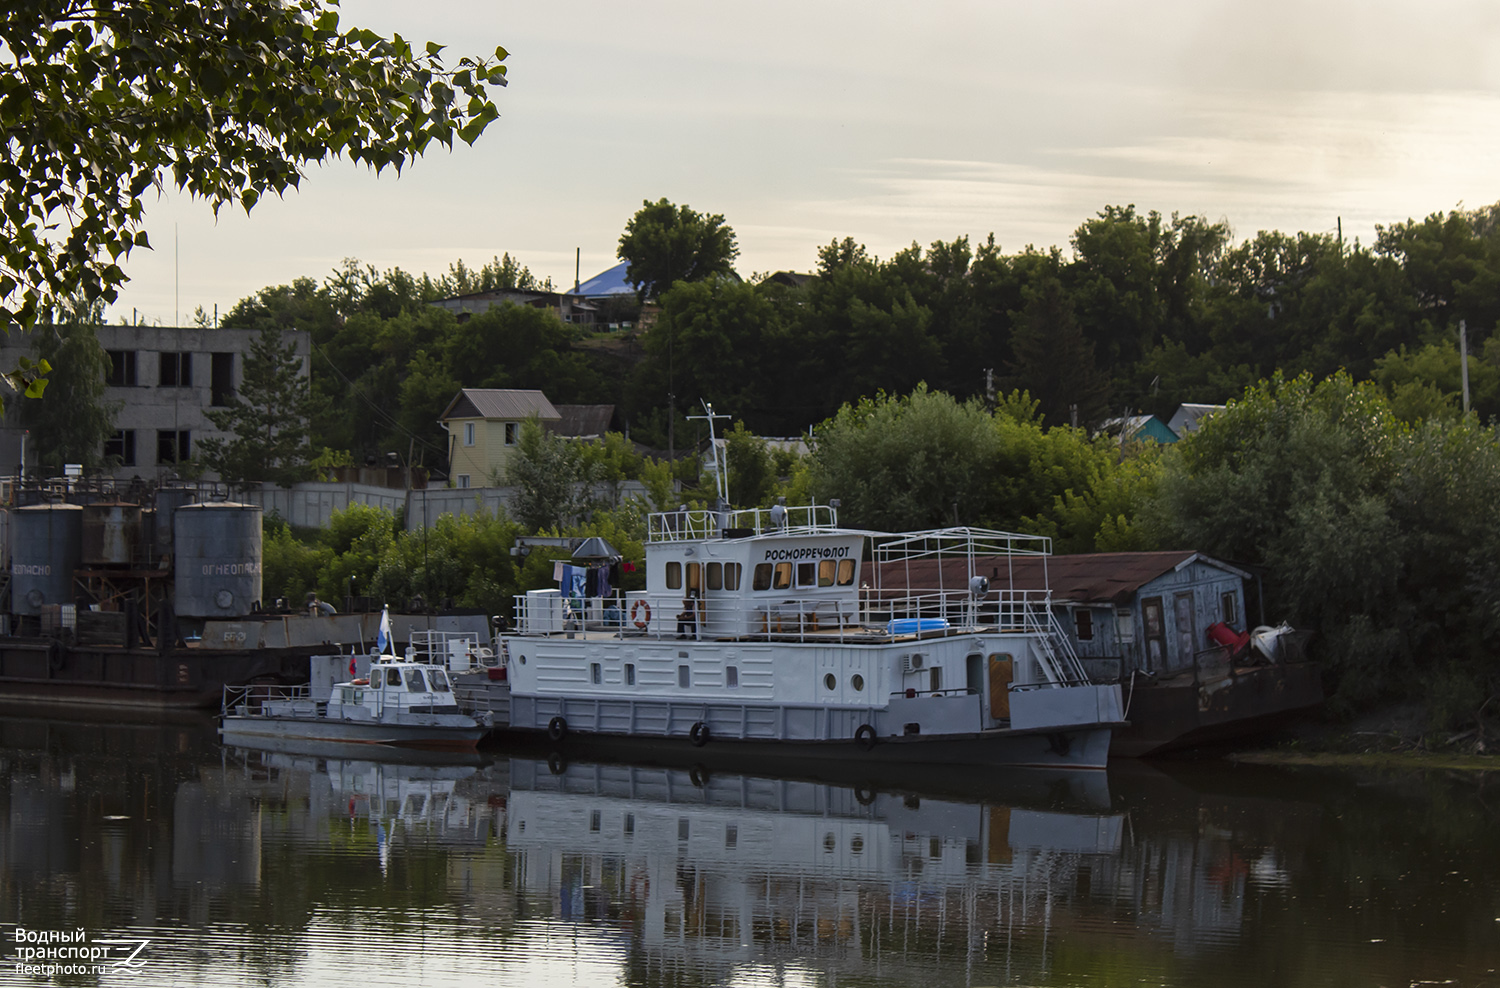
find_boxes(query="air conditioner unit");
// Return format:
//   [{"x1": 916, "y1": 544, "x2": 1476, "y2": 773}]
[{"x1": 902, "y1": 653, "x2": 926, "y2": 674}]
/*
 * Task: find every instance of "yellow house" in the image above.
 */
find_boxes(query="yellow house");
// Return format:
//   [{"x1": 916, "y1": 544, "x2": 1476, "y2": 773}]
[{"x1": 440, "y1": 389, "x2": 561, "y2": 488}]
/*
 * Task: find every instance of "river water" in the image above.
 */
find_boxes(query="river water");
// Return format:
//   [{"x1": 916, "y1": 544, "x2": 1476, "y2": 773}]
[{"x1": 0, "y1": 713, "x2": 1495, "y2": 988}]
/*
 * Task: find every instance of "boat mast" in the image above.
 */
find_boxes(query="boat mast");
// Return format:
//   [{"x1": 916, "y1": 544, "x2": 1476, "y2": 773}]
[{"x1": 688, "y1": 400, "x2": 731, "y2": 510}]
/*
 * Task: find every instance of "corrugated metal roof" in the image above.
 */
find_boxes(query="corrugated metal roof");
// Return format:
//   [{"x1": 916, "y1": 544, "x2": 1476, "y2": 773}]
[
  {"x1": 551, "y1": 404, "x2": 615, "y2": 437},
  {"x1": 440, "y1": 389, "x2": 561, "y2": 422},
  {"x1": 875, "y1": 550, "x2": 1246, "y2": 605}
]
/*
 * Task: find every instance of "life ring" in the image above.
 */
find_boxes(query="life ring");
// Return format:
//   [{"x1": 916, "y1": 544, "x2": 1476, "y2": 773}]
[
  {"x1": 630, "y1": 599, "x2": 652, "y2": 630},
  {"x1": 547, "y1": 751, "x2": 567, "y2": 775},
  {"x1": 854, "y1": 785, "x2": 876, "y2": 806},
  {"x1": 351, "y1": 678, "x2": 369, "y2": 686},
  {"x1": 854, "y1": 723, "x2": 878, "y2": 751},
  {"x1": 689, "y1": 763, "x2": 710, "y2": 788},
  {"x1": 547, "y1": 716, "x2": 568, "y2": 741},
  {"x1": 689, "y1": 721, "x2": 710, "y2": 747}
]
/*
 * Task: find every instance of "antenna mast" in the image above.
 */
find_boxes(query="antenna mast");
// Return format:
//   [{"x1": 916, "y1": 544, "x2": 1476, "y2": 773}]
[{"x1": 687, "y1": 400, "x2": 731, "y2": 507}]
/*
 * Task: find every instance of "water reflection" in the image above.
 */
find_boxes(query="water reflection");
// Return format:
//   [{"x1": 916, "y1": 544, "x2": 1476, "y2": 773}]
[{"x1": 0, "y1": 715, "x2": 1493, "y2": 988}]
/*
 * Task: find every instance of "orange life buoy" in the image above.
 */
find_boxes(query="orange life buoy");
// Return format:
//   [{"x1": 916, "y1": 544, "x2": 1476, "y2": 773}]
[
  {"x1": 351, "y1": 678, "x2": 369, "y2": 686},
  {"x1": 630, "y1": 599, "x2": 652, "y2": 629}
]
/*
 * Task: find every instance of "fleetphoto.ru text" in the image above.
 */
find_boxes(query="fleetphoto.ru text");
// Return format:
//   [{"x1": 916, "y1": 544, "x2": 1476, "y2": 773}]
[{"x1": 7, "y1": 927, "x2": 150, "y2": 978}]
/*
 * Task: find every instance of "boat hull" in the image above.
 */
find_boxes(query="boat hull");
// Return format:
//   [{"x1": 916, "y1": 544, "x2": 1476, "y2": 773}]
[
  {"x1": 1111, "y1": 662, "x2": 1324, "y2": 757},
  {"x1": 220, "y1": 714, "x2": 487, "y2": 750},
  {"x1": 0, "y1": 640, "x2": 318, "y2": 709}
]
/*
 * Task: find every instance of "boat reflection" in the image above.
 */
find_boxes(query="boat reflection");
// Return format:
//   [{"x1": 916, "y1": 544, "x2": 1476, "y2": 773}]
[{"x1": 504, "y1": 758, "x2": 1125, "y2": 981}]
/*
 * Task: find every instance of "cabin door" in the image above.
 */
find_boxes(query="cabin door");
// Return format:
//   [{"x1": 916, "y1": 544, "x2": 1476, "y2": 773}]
[
  {"x1": 987, "y1": 651, "x2": 1013, "y2": 725},
  {"x1": 1141, "y1": 597, "x2": 1166, "y2": 673},
  {"x1": 1173, "y1": 592, "x2": 1196, "y2": 673}
]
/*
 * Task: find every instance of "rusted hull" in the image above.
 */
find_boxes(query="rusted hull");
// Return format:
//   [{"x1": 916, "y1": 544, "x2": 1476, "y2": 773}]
[
  {"x1": 1111, "y1": 662, "x2": 1324, "y2": 757},
  {"x1": 0, "y1": 639, "x2": 318, "y2": 709}
]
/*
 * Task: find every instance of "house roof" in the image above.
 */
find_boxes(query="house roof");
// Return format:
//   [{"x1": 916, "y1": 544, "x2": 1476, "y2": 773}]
[
  {"x1": 1167, "y1": 403, "x2": 1225, "y2": 437},
  {"x1": 551, "y1": 404, "x2": 615, "y2": 437},
  {"x1": 874, "y1": 550, "x2": 1250, "y2": 606},
  {"x1": 570, "y1": 262, "x2": 635, "y2": 299},
  {"x1": 440, "y1": 389, "x2": 561, "y2": 422},
  {"x1": 1097, "y1": 414, "x2": 1178, "y2": 443}
]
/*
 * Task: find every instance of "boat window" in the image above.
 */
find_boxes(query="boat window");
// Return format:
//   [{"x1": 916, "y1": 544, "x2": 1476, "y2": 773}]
[
  {"x1": 753, "y1": 563, "x2": 773, "y2": 591},
  {"x1": 773, "y1": 563, "x2": 792, "y2": 590},
  {"x1": 796, "y1": 562, "x2": 816, "y2": 587},
  {"x1": 706, "y1": 562, "x2": 722, "y2": 591},
  {"x1": 824, "y1": 673, "x2": 837, "y2": 691},
  {"x1": 929, "y1": 667, "x2": 942, "y2": 695},
  {"x1": 817, "y1": 560, "x2": 835, "y2": 587},
  {"x1": 428, "y1": 669, "x2": 451, "y2": 692},
  {"x1": 591, "y1": 662, "x2": 601, "y2": 684},
  {"x1": 625, "y1": 663, "x2": 636, "y2": 686},
  {"x1": 386, "y1": 668, "x2": 402, "y2": 687},
  {"x1": 724, "y1": 563, "x2": 741, "y2": 591},
  {"x1": 687, "y1": 562, "x2": 701, "y2": 591},
  {"x1": 837, "y1": 559, "x2": 856, "y2": 586},
  {"x1": 851, "y1": 673, "x2": 865, "y2": 691},
  {"x1": 726, "y1": 665, "x2": 738, "y2": 688},
  {"x1": 404, "y1": 668, "x2": 426, "y2": 693},
  {"x1": 678, "y1": 664, "x2": 690, "y2": 688},
  {"x1": 666, "y1": 561, "x2": 682, "y2": 590}
]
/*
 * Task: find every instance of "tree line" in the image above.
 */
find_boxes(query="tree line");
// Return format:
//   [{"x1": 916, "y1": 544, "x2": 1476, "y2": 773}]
[{"x1": 203, "y1": 199, "x2": 1500, "y2": 479}]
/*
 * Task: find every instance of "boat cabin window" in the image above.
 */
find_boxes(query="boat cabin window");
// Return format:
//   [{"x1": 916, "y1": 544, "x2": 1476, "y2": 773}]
[
  {"x1": 724, "y1": 563, "x2": 741, "y2": 590},
  {"x1": 666, "y1": 561, "x2": 682, "y2": 590},
  {"x1": 687, "y1": 562, "x2": 701, "y2": 592},
  {"x1": 428, "y1": 669, "x2": 451, "y2": 693},
  {"x1": 817, "y1": 560, "x2": 835, "y2": 587},
  {"x1": 753, "y1": 563, "x2": 772, "y2": 591},
  {"x1": 796, "y1": 562, "x2": 816, "y2": 588},
  {"x1": 707, "y1": 562, "x2": 722, "y2": 590},
  {"x1": 837, "y1": 559, "x2": 856, "y2": 586},
  {"x1": 773, "y1": 563, "x2": 792, "y2": 590},
  {"x1": 404, "y1": 668, "x2": 426, "y2": 693},
  {"x1": 385, "y1": 668, "x2": 403, "y2": 687}
]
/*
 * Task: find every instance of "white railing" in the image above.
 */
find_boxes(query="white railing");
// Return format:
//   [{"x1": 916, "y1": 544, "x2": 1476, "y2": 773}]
[
  {"x1": 647, "y1": 504, "x2": 839, "y2": 543},
  {"x1": 509, "y1": 586, "x2": 1064, "y2": 645}
]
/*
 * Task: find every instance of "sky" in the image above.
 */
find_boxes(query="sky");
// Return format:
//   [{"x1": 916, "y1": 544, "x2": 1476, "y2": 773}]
[{"x1": 109, "y1": 0, "x2": 1500, "y2": 326}]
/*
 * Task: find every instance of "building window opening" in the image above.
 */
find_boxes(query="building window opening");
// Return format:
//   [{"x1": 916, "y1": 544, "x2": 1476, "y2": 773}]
[
  {"x1": 158, "y1": 351, "x2": 192, "y2": 387},
  {"x1": 1075, "y1": 609, "x2": 1094, "y2": 641},
  {"x1": 156, "y1": 430, "x2": 190, "y2": 464}
]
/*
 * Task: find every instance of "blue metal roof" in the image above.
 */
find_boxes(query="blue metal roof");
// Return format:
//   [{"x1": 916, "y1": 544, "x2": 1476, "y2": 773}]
[{"x1": 570, "y1": 261, "x2": 635, "y2": 298}]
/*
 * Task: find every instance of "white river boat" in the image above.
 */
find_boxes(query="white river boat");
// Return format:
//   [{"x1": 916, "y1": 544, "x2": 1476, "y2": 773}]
[
  {"x1": 220, "y1": 654, "x2": 491, "y2": 750},
  {"x1": 502, "y1": 505, "x2": 1124, "y2": 770}
]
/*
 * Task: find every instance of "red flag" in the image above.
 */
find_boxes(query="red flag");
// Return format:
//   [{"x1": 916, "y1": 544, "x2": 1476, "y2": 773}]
[{"x1": 349, "y1": 653, "x2": 356, "y2": 677}]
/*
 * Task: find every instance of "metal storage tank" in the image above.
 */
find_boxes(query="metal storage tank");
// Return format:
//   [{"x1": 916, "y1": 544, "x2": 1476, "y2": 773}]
[
  {"x1": 153, "y1": 486, "x2": 196, "y2": 562},
  {"x1": 81, "y1": 501, "x2": 143, "y2": 566},
  {"x1": 12, "y1": 504, "x2": 83, "y2": 615},
  {"x1": 173, "y1": 502, "x2": 263, "y2": 618}
]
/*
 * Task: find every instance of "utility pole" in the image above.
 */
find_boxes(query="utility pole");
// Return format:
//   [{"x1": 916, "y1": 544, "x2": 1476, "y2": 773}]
[{"x1": 1460, "y1": 319, "x2": 1471, "y2": 416}]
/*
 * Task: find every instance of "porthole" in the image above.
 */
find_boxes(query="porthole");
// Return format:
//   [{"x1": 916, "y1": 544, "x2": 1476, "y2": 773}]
[
  {"x1": 851, "y1": 674, "x2": 865, "y2": 692},
  {"x1": 519, "y1": 655, "x2": 526, "y2": 665},
  {"x1": 824, "y1": 673, "x2": 837, "y2": 691}
]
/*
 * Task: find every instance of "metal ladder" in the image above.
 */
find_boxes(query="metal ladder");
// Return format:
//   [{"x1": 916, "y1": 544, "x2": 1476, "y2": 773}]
[{"x1": 1022, "y1": 605, "x2": 1090, "y2": 685}]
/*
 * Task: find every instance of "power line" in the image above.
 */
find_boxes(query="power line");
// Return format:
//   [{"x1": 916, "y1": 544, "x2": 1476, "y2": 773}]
[{"x1": 312, "y1": 342, "x2": 447, "y2": 457}]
